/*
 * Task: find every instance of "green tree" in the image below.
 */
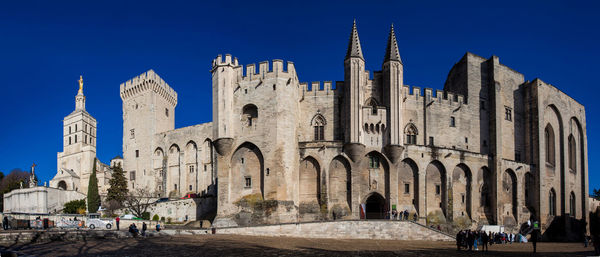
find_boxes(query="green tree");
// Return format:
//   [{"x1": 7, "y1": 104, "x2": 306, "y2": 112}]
[
  {"x1": 152, "y1": 214, "x2": 160, "y2": 221},
  {"x1": 63, "y1": 199, "x2": 86, "y2": 214},
  {"x1": 87, "y1": 159, "x2": 100, "y2": 213},
  {"x1": 106, "y1": 163, "x2": 128, "y2": 202}
]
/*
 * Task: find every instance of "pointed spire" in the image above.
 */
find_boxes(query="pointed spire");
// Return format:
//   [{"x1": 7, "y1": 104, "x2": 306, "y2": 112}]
[
  {"x1": 384, "y1": 24, "x2": 402, "y2": 63},
  {"x1": 345, "y1": 20, "x2": 364, "y2": 60}
]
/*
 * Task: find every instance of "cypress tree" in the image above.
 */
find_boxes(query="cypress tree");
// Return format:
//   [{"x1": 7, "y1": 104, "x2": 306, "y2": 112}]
[
  {"x1": 107, "y1": 162, "x2": 128, "y2": 202},
  {"x1": 87, "y1": 158, "x2": 100, "y2": 213}
]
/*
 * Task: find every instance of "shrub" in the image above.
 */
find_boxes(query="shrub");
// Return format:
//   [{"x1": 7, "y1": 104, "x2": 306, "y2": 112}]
[
  {"x1": 63, "y1": 199, "x2": 86, "y2": 214},
  {"x1": 142, "y1": 212, "x2": 151, "y2": 220},
  {"x1": 160, "y1": 217, "x2": 165, "y2": 221},
  {"x1": 152, "y1": 214, "x2": 160, "y2": 221}
]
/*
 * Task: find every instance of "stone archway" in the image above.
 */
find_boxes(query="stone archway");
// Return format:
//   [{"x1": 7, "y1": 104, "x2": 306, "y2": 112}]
[
  {"x1": 365, "y1": 192, "x2": 386, "y2": 219},
  {"x1": 57, "y1": 180, "x2": 67, "y2": 190}
]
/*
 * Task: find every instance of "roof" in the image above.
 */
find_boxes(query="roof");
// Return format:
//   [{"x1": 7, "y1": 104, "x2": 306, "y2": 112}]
[
  {"x1": 345, "y1": 20, "x2": 364, "y2": 60},
  {"x1": 384, "y1": 24, "x2": 402, "y2": 63}
]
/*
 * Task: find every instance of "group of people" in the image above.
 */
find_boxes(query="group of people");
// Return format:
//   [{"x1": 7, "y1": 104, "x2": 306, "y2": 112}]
[
  {"x1": 128, "y1": 222, "x2": 149, "y2": 237},
  {"x1": 390, "y1": 210, "x2": 417, "y2": 221},
  {"x1": 456, "y1": 230, "x2": 529, "y2": 252}
]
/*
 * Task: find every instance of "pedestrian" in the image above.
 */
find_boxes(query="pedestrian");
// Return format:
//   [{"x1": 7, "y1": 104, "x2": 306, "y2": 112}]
[
  {"x1": 474, "y1": 231, "x2": 479, "y2": 251},
  {"x1": 116, "y1": 216, "x2": 120, "y2": 231},
  {"x1": 2, "y1": 216, "x2": 8, "y2": 230},
  {"x1": 584, "y1": 235, "x2": 589, "y2": 247},
  {"x1": 467, "y1": 230, "x2": 474, "y2": 251},
  {"x1": 456, "y1": 230, "x2": 463, "y2": 251},
  {"x1": 481, "y1": 230, "x2": 489, "y2": 251},
  {"x1": 413, "y1": 213, "x2": 417, "y2": 222},
  {"x1": 531, "y1": 229, "x2": 539, "y2": 254},
  {"x1": 142, "y1": 222, "x2": 147, "y2": 237},
  {"x1": 404, "y1": 210, "x2": 409, "y2": 220},
  {"x1": 156, "y1": 223, "x2": 161, "y2": 232},
  {"x1": 392, "y1": 210, "x2": 397, "y2": 220}
]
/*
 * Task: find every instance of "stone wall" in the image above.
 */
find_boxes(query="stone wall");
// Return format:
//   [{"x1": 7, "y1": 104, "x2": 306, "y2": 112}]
[
  {"x1": 216, "y1": 220, "x2": 454, "y2": 241},
  {"x1": 3, "y1": 186, "x2": 85, "y2": 214},
  {"x1": 146, "y1": 197, "x2": 217, "y2": 222}
]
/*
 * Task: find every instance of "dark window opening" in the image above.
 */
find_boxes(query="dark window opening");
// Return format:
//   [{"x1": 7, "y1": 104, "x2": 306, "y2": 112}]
[
  {"x1": 244, "y1": 177, "x2": 252, "y2": 188},
  {"x1": 450, "y1": 116, "x2": 456, "y2": 127},
  {"x1": 435, "y1": 185, "x2": 441, "y2": 195}
]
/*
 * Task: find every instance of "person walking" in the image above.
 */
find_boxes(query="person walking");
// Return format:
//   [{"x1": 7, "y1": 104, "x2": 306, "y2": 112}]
[
  {"x1": 2, "y1": 216, "x2": 8, "y2": 230},
  {"x1": 531, "y1": 229, "x2": 539, "y2": 254},
  {"x1": 481, "y1": 230, "x2": 489, "y2": 251},
  {"x1": 142, "y1": 222, "x2": 147, "y2": 237},
  {"x1": 456, "y1": 230, "x2": 463, "y2": 251},
  {"x1": 116, "y1": 216, "x2": 120, "y2": 231}
]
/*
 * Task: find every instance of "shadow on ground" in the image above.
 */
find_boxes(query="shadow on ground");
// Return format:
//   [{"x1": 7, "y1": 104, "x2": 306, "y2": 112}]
[{"x1": 0, "y1": 235, "x2": 595, "y2": 257}]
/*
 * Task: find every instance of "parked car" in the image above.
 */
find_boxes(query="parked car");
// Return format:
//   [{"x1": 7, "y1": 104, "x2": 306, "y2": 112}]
[
  {"x1": 154, "y1": 197, "x2": 169, "y2": 203},
  {"x1": 181, "y1": 193, "x2": 198, "y2": 199},
  {"x1": 120, "y1": 214, "x2": 138, "y2": 220},
  {"x1": 87, "y1": 218, "x2": 112, "y2": 229}
]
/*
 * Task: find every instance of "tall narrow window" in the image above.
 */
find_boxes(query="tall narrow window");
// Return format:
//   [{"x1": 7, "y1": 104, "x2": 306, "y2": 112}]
[
  {"x1": 505, "y1": 107, "x2": 512, "y2": 121},
  {"x1": 69, "y1": 126, "x2": 72, "y2": 134},
  {"x1": 75, "y1": 124, "x2": 78, "y2": 131},
  {"x1": 429, "y1": 137, "x2": 434, "y2": 146},
  {"x1": 244, "y1": 176, "x2": 252, "y2": 188},
  {"x1": 404, "y1": 183, "x2": 410, "y2": 194},
  {"x1": 368, "y1": 155, "x2": 380, "y2": 169},
  {"x1": 569, "y1": 135, "x2": 576, "y2": 173},
  {"x1": 135, "y1": 150, "x2": 139, "y2": 158},
  {"x1": 130, "y1": 171, "x2": 136, "y2": 180},
  {"x1": 549, "y1": 189, "x2": 556, "y2": 216},
  {"x1": 435, "y1": 185, "x2": 441, "y2": 195},
  {"x1": 570, "y1": 192, "x2": 576, "y2": 217},
  {"x1": 189, "y1": 165, "x2": 194, "y2": 173},
  {"x1": 450, "y1": 116, "x2": 456, "y2": 127},
  {"x1": 545, "y1": 125, "x2": 555, "y2": 166},
  {"x1": 75, "y1": 135, "x2": 77, "y2": 143},
  {"x1": 69, "y1": 137, "x2": 71, "y2": 145},
  {"x1": 312, "y1": 114, "x2": 326, "y2": 141},
  {"x1": 84, "y1": 135, "x2": 87, "y2": 144},
  {"x1": 189, "y1": 185, "x2": 192, "y2": 191},
  {"x1": 165, "y1": 108, "x2": 169, "y2": 117}
]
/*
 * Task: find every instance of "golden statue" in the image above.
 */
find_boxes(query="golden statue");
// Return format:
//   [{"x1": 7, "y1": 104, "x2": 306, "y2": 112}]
[{"x1": 78, "y1": 75, "x2": 83, "y2": 94}]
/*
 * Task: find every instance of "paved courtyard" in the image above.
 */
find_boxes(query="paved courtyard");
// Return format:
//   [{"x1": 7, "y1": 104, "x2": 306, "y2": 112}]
[{"x1": 0, "y1": 234, "x2": 594, "y2": 256}]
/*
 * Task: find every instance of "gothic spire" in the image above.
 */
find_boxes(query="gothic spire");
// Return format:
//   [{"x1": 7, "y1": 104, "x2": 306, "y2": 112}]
[
  {"x1": 345, "y1": 20, "x2": 364, "y2": 60},
  {"x1": 384, "y1": 24, "x2": 402, "y2": 63}
]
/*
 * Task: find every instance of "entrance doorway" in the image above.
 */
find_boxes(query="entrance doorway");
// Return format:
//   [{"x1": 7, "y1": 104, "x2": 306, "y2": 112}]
[{"x1": 365, "y1": 193, "x2": 386, "y2": 219}]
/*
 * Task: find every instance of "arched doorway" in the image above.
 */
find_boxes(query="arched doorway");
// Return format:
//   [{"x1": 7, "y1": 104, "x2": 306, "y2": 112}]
[
  {"x1": 57, "y1": 180, "x2": 67, "y2": 190},
  {"x1": 365, "y1": 193, "x2": 386, "y2": 219}
]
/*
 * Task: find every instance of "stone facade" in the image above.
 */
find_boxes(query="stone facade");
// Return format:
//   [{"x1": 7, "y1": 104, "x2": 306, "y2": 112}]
[
  {"x1": 49, "y1": 77, "x2": 113, "y2": 195},
  {"x1": 114, "y1": 22, "x2": 587, "y2": 232}
]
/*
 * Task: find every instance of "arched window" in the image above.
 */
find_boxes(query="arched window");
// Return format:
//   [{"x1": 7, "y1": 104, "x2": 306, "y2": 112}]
[
  {"x1": 569, "y1": 134, "x2": 576, "y2": 173},
  {"x1": 545, "y1": 124, "x2": 555, "y2": 166},
  {"x1": 364, "y1": 123, "x2": 369, "y2": 134},
  {"x1": 404, "y1": 123, "x2": 418, "y2": 145},
  {"x1": 570, "y1": 192, "x2": 576, "y2": 217},
  {"x1": 549, "y1": 188, "x2": 556, "y2": 216},
  {"x1": 242, "y1": 104, "x2": 258, "y2": 127},
  {"x1": 365, "y1": 98, "x2": 378, "y2": 115},
  {"x1": 311, "y1": 114, "x2": 326, "y2": 141}
]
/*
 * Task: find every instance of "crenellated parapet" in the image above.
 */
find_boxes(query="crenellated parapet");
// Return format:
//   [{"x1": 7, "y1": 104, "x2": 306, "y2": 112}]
[
  {"x1": 120, "y1": 69, "x2": 178, "y2": 107},
  {"x1": 212, "y1": 54, "x2": 298, "y2": 84},
  {"x1": 402, "y1": 85, "x2": 467, "y2": 107},
  {"x1": 299, "y1": 81, "x2": 340, "y2": 97}
]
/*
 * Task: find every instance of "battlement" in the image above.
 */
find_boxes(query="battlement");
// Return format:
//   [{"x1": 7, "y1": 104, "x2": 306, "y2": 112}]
[
  {"x1": 212, "y1": 55, "x2": 298, "y2": 83},
  {"x1": 120, "y1": 69, "x2": 177, "y2": 106},
  {"x1": 300, "y1": 81, "x2": 338, "y2": 97},
  {"x1": 402, "y1": 85, "x2": 466, "y2": 106}
]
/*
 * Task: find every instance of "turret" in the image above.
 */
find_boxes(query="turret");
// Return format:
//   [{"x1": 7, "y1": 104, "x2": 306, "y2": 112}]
[
  {"x1": 212, "y1": 54, "x2": 239, "y2": 140},
  {"x1": 343, "y1": 20, "x2": 366, "y2": 144},
  {"x1": 382, "y1": 24, "x2": 404, "y2": 145}
]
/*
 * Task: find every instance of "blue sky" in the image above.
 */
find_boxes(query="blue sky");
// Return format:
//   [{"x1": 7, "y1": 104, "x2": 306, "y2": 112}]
[{"x1": 0, "y1": 1, "x2": 598, "y2": 191}]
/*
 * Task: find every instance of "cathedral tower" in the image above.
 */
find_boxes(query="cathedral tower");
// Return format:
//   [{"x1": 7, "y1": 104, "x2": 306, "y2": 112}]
[{"x1": 51, "y1": 76, "x2": 98, "y2": 193}]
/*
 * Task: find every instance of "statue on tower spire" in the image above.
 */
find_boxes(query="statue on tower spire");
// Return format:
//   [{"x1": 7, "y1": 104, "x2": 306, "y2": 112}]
[{"x1": 78, "y1": 75, "x2": 84, "y2": 94}]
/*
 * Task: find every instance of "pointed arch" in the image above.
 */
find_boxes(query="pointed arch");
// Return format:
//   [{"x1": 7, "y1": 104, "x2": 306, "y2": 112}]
[
  {"x1": 571, "y1": 116, "x2": 586, "y2": 220},
  {"x1": 300, "y1": 156, "x2": 321, "y2": 214},
  {"x1": 426, "y1": 160, "x2": 447, "y2": 218},
  {"x1": 452, "y1": 163, "x2": 472, "y2": 219},
  {"x1": 329, "y1": 155, "x2": 352, "y2": 215},
  {"x1": 502, "y1": 169, "x2": 518, "y2": 225},
  {"x1": 231, "y1": 142, "x2": 264, "y2": 200},
  {"x1": 363, "y1": 151, "x2": 390, "y2": 210},
  {"x1": 569, "y1": 191, "x2": 576, "y2": 217},
  {"x1": 399, "y1": 158, "x2": 419, "y2": 214},
  {"x1": 478, "y1": 166, "x2": 493, "y2": 224}
]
